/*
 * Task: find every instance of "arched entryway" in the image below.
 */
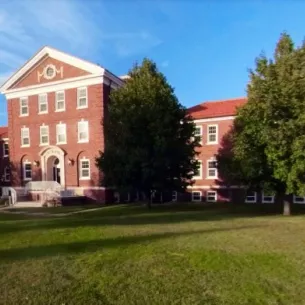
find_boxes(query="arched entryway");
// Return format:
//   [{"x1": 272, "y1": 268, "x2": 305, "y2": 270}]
[{"x1": 39, "y1": 146, "x2": 65, "y2": 186}]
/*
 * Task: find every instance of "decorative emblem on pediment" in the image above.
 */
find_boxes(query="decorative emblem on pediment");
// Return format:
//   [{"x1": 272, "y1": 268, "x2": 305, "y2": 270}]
[{"x1": 37, "y1": 64, "x2": 64, "y2": 82}]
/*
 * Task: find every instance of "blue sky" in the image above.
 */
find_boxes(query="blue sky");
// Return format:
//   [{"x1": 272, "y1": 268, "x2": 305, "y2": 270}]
[{"x1": 1, "y1": 0, "x2": 305, "y2": 126}]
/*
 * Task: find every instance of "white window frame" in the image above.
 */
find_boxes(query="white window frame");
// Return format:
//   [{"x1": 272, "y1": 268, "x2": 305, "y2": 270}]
[
  {"x1": 262, "y1": 192, "x2": 275, "y2": 204},
  {"x1": 39, "y1": 125, "x2": 49, "y2": 146},
  {"x1": 56, "y1": 123, "x2": 67, "y2": 144},
  {"x1": 3, "y1": 142, "x2": 9, "y2": 157},
  {"x1": 21, "y1": 127, "x2": 30, "y2": 147},
  {"x1": 78, "y1": 120, "x2": 89, "y2": 143},
  {"x1": 207, "y1": 124, "x2": 218, "y2": 145},
  {"x1": 207, "y1": 158, "x2": 218, "y2": 179},
  {"x1": 192, "y1": 191, "x2": 202, "y2": 202},
  {"x1": 293, "y1": 195, "x2": 305, "y2": 204},
  {"x1": 172, "y1": 191, "x2": 177, "y2": 202},
  {"x1": 4, "y1": 166, "x2": 10, "y2": 182},
  {"x1": 245, "y1": 191, "x2": 257, "y2": 203},
  {"x1": 38, "y1": 93, "x2": 48, "y2": 114},
  {"x1": 193, "y1": 160, "x2": 202, "y2": 180},
  {"x1": 207, "y1": 191, "x2": 217, "y2": 202},
  {"x1": 77, "y1": 87, "x2": 88, "y2": 109},
  {"x1": 23, "y1": 161, "x2": 32, "y2": 181},
  {"x1": 55, "y1": 91, "x2": 65, "y2": 112},
  {"x1": 19, "y1": 97, "x2": 29, "y2": 117},
  {"x1": 79, "y1": 158, "x2": 91, "y2": 180},
  {"x1": 194, "y1": 125, "x2": 203, "y2": 144}
]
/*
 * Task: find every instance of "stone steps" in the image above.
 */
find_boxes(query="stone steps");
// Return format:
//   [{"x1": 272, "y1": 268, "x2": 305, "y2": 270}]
[{"x1": 13, "y1": 201, "x2": 43, "y2": 208}]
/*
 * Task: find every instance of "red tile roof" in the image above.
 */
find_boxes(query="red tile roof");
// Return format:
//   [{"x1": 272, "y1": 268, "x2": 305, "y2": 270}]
[
  {"x1": 0, "y1": 126, "x2": 8, "y2": 139},
  {"x1": 187, "y1": 97, "x2": 247, "y2": 120}
]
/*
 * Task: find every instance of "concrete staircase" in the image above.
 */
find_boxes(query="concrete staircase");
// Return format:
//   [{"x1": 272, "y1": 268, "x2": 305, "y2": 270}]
[{"x1": 13, "y1": 201, "x2": 43, "y2": 208}]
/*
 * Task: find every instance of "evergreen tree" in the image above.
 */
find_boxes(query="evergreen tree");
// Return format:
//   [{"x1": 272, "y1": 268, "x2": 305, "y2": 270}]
[
  {"x1": 96, "y1": 59, "x2": 200, "y2": 207},
  {"x1": 218, "y1": 33, "x2": 305, "y2": 215}
]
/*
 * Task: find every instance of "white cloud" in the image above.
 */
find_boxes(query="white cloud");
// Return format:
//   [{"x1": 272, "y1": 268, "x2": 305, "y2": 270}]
[
  {"x1": 161, "y1": 60, "x2": 169, "y2": 68},
  {"x1": 0, "y1": 0, "x2": 162, "y2": 83}
]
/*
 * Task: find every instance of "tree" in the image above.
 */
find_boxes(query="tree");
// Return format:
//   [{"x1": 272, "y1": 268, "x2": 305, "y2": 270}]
[
  {"x1": 217, "y1": 33, "x2": 305, "y2": 215},
  {"x1": 96, "y1": 59, "x2": 200, "y2": 207}
]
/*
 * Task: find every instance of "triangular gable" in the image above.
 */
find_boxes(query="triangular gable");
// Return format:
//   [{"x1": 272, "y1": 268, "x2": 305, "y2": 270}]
[{"x1": 0, "y1": 46, "x2": 104, "y2": 92}]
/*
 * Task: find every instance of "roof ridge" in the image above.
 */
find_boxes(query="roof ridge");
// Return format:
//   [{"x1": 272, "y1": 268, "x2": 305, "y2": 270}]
[{"x1": 202, "y1": 97, "x2": 247, "y2": 104}]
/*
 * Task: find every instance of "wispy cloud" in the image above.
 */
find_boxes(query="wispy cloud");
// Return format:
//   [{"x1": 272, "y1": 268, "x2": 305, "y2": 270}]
[
  {"x1": 0, "y1": 0, "x2": 162, "y2": 81},
  {"x1": 161, "y1": 60, "x2": 169, "y2": 68}
]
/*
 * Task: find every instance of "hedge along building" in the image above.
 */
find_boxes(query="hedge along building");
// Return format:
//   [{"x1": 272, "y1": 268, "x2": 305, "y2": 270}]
[{"x1": 0, "y1": 46, "x2": 124, "y2": 202}]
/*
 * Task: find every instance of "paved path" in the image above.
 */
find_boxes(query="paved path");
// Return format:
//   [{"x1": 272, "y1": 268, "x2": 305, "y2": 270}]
[{"x1": 0, "y1": 206, "x2": 105, "y2": 217}]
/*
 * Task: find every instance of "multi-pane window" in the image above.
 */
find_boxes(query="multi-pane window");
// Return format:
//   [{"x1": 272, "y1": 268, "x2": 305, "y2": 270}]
[
  {"x1": 207, "y1": 125, "x2": 218, "y2": 144},
  {"x1": 20, "y1": 97, "x2": 28, "y2": 116},
  {"x1": 40, "y1": 125, "x2": 49, "y2": 145},
  {"x1": 23, "y1": 162, "x2": 32, "y2": 181},
  {"x1": 56, "y1": 123, "x2": 67, "y2": 144},
  {"x1": 293, "y1": 195, "x2": 305, "y2": 204},
  {"x1": 207, "y1": 191, "x2": 217, "y2": 202},
  {"x1": 38, "y1": 94, "x2": 48, "y2": 113},
  {"x1": 194, "y1": 126, "x2": 202, "y2": 143},
  {"x1": 245, "y1": 191, "x2": 257, "y2": 203},
  {"x1": 193, "y1": 160, "x2": 202, "y2": 179},
  {"x1": 192, "y1": 191, "x2": 202, "y2": 202},
  {"x1": 80, "y1": 158, "x2": 90, "y2": 179},
  {"x1": 4, "y1": 167, "x2": 10, "y2": 182},
  {"x1": 56, "y1": 91, "x2": 65, "y2": 111},
  {"x1": 262, "y1": 192, "x2": 275, "y2": 204},
  {"x1": 207, "y1": 158, "x2": 218, "y2": 179},
  {"x1": 172, "y1": 191, "x2": 177, "y2": 202},
  {"x1": 21, "y1": 127, "x2": 30, "y2": 147},
  {"x1": 3, "y1": 142, "x2": 9, "y2": 157},
  {"x1": 77, "y1": 87, "x2": 88, "y2": 108},
  {"x1": 78, "y1": 120, "x2": 89, "y2": 142}
]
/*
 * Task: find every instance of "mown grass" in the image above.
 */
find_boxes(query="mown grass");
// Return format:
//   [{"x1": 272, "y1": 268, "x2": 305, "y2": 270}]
[{"x1": 0, "y1": 203, "x2": 305, "y2": 305}]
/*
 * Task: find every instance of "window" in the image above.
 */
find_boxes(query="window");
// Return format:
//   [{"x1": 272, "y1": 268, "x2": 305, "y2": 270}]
[
  {"x1": 21, "y1": 127, "x2": 30, "y2": 147},
  {"x1": 114, "y1": 192, "x2": 120, "y2": 203},
  {"x1": 4, "y1": 166, "x2": 10, "y2": 182},
  {"x1": 23, "y1": 162, "x2": 32, "y2": 181},
  {"x1": 78, "y1": 120, "x2": 89, "y2": 143},
  {"x1": 207, "y1": 158, "x2": 218, "y2": 179},
  {"x1": 56, "y1": 91, "x2": 65, "y2": 111},
  {"x1": 194, "y1": 125, "x2": 203, "y2": 143},
  {"x1": 80, "y1": 158, "x2": 90, "y2": 180},
  {"x1": 262, "y1": 192, "x2": 275, "y2": 204},
  {"x1": 56, "y1": 123, "x2": 66, "y2": 144},
  {"x1": 293, "y1": 195, "x2": 305, "y2": 204},
  {"x1": 207, "y1": 191, "x2": 217, "y2": 202},
  {"x1": 245, "y1": 191, "x2": 257, "y2": 203},
  {"x1": 3, "y1": 142, "x2": 9, "y2": 157},
  {"x1": 193, "y1": 160, "x2": 202, "y2": 179},
  {"x1": 207, "y1": 125, "x2": 218, "y2": 144},
  {"x1": 20, "y1": 97, "x2": 28, "y2": 116},
  {"x1": 38, "y1": 94, "x2": 48, "y2": 114},
  {"x1": 40, "y1": 125, "x2": 49, "y2": 145},
  {"x1": 192, "y1": 191, "x2": 202, "y2": 202},
  {"x1": 172, "y1": 191, "x2": 177, "y2": 202},
  {"x1": 77, "y1": 87, "x2": 88, "y2": 108}
]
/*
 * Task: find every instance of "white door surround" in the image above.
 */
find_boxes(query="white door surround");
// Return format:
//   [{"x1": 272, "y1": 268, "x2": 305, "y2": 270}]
[{"x1": 39, "y1": 146, "x2": 65, "y2": 187}]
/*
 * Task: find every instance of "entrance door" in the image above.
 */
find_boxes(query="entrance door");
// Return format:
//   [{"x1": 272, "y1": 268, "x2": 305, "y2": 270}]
[{"x1": 53, "y1": 158, "x2": 61, "y2": 184}]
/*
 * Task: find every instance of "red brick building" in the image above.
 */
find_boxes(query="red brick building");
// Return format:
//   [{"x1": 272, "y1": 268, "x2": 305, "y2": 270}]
[
  {"x1": 186, "y1": 98, "x2": 248, "y2": 203},
  {"x1": 0, "y1": 46, "x2": 123, "y2": 202}
]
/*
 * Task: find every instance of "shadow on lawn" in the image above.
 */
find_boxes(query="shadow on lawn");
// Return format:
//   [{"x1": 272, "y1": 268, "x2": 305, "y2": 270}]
[
  {"x1": 0, "y1": 225, "x2": 262, "y2": 263},
  {"x1": 0, "y1": 204, "x2": 275, "y2": 235}
]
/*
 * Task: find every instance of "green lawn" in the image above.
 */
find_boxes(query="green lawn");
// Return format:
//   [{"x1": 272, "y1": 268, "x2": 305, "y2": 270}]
[{"x1": 1, "y1": 204, "x2": 305, "y2": 305}]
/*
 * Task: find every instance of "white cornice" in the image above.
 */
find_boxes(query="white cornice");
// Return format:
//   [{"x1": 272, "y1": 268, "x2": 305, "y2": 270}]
[
  {"x1": 4, "y1": 75, "x2": 104, "y2": 99},
  {"x1": 193, "y1": 116, "x2": 235, "y2": 123}
]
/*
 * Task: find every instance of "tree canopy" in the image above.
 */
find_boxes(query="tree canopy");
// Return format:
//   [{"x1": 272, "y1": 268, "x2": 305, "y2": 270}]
[
  {"x1": 217, "y1": 33, "x2": 305, "y2": 215},
  {"x1": 96, "y1": 59, "x2": 199, "y2": 205}
]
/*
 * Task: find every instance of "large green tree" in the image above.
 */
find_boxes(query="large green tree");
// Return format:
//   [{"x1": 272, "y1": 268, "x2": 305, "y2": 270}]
[
  {"x1": 96, "y1": 59, "x2": 199, "y2": 207},
  {"x1": 217, "y1": 33, "x2": 305, "y2": 215}
]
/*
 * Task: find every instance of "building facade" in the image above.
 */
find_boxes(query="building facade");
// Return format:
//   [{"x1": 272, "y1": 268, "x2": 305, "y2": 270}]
[{"x1": 0, "y1": 46, "x2": 123, "y2": 202}]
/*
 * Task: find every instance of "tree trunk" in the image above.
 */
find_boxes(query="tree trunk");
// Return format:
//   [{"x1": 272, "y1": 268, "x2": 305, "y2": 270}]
[{"x1": 283, "y1": 198, "x2": 291, "y2": 216}]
